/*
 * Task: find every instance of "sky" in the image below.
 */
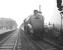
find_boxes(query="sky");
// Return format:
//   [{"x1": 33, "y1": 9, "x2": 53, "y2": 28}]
[{"x1": 0, "y1": 0, "x2": 62, "y2": 28}]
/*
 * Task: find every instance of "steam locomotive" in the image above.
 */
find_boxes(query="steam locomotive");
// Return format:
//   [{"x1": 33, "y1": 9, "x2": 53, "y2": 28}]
[{"x1": 24, "y1": 13, "x2": 45, "y2": 40}]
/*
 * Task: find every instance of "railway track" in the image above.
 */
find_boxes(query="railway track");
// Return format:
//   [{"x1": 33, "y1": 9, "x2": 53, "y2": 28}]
[
  {"x1": 24, "y1": 33, "x2": 56, "y2": 50},
  {"x1": 43, "y1": 38, "x2": 63, "y2": 50},
  {"x1": 0, "y1": 30, "x2": 20, "y2": 50},
  {"x1": 30, "y1": 36, "x2": 63, "y2": 50},
  {"x1": 31, "y1": 39, "x2": 57, "y2": 50},
  {"x1": 21, "y1": 28, "x2": 60, "y2": 50},
  {"x1": 0, "y1": 30, "x2": 15, "y2": 45},
  {"x1": 25, "y1": 32, "x2": 63, "y2": 50},
  {"x1": 13, "y1": 30, "x2": 21, "y2": 50},
  {"x1": 27, "y1": 36, "x2": 57, "y2": 50}
]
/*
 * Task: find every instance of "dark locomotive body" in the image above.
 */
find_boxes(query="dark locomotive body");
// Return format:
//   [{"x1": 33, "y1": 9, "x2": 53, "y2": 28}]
[
  {"x1": 24, "y1": 16, "x2": 44, "y2": 39},
  {"x1": 24, "y1": 15, "x2": 63, "y2": 45}
]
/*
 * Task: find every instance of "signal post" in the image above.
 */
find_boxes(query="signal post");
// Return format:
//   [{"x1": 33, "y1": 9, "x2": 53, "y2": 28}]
[{"x1": 57, "y1": 0, "x2": 63, "y2": 32}]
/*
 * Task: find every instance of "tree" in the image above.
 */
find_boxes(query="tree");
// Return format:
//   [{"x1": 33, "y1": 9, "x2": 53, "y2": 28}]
[{"x1": 0, "y1": 18, "x2": 17, "y2": 30}]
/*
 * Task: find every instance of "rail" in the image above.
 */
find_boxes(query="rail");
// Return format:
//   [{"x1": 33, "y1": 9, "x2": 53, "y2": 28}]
[
  {"x1": 24, "y1": 31, "x2": 45, "y2": 50},
  {"x1": 31, "y1": 39, "x2": 57, "y2": 50},
  {"x1": 0, "y1": 29, "x2": 18, "y2": 50},
  {"x1": 25, "y1": 32, "x2": 58, "y2": 50},
  {"x1": 0, "y1": 30, "x2": 15, "y2": 45},
  {"x1": 12, "y1": 30, "x2": 20, "y2": 50},
  {"x1": 43, "y1": 38, "x2": 63, "y2": 50}
]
